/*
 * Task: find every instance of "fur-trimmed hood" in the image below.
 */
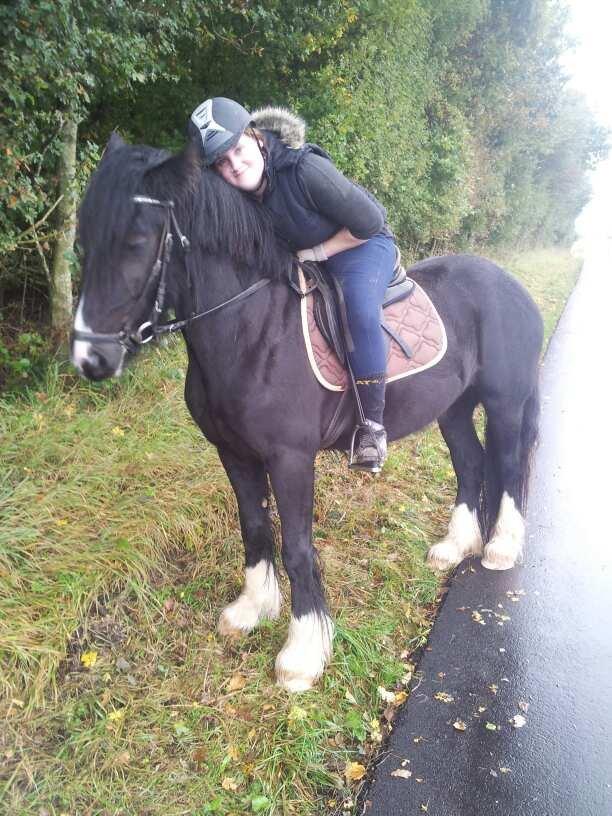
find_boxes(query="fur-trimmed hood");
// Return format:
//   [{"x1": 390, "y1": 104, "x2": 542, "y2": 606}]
[{"x1": 251, "y1": 106, "x2": 306, "y2": 149}]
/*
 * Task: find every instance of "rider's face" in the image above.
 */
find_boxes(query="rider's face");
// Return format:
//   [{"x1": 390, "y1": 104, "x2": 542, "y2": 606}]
[{"x1": 214, "y1": 133, "x2": 265, "y2": 192}]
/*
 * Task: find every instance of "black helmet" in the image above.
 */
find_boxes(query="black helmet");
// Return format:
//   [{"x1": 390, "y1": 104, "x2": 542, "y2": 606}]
[{"x1": 189, "y1": 97, "x2": 253, "y2": 166}]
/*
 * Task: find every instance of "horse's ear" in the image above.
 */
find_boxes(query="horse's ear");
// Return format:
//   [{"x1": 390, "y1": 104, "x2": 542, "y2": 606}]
[
  {"x1": 146, "y1": 140, "x2": 202, "y2": 197},
  {"x1": 102, "y1": 131, "x2": 127, "y2": 158}
]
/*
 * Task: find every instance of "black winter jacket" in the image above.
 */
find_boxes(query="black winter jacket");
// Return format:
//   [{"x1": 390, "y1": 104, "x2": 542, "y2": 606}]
[{"x1": 259, "y1": 131, "x2": 392, "y2": 252}]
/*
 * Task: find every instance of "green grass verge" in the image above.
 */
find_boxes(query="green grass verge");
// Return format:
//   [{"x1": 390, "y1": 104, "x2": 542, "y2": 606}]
[{"x1": 0, "y1": 247, "x2": 580, "y2": 815}]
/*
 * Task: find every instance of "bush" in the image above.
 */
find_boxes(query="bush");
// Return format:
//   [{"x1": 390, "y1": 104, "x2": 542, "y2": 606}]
[{"x1": 0, "y1": 329, "x2": 51, "y2": 393}]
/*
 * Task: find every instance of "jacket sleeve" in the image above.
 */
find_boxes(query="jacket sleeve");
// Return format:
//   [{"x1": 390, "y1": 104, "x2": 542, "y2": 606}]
[{"x1": 297, "y1": 153, "x2": 386, "y2": 239}]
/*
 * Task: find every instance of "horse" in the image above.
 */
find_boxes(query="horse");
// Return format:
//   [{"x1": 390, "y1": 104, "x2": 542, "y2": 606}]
[{"x1": 71, "y1": 133, "x2": 544, "y2": 691}]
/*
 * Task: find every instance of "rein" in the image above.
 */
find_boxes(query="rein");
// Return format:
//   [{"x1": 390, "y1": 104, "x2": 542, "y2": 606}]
[{"x1": 72, "y1": 195, "x2": 271, "y2": 352}]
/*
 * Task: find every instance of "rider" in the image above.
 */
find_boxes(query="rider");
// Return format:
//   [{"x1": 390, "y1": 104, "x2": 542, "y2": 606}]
[{"x1": 189, "y1": 97, "x2": 397, "y2": 472}]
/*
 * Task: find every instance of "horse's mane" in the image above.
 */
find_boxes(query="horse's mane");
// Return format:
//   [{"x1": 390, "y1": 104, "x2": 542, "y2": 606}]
[
  {"x1": 78, "y1": 141, "x2": 292, "y2": 287},
  {"x1": 189, "y1": 167, "x2": 292, "y2": 282}
]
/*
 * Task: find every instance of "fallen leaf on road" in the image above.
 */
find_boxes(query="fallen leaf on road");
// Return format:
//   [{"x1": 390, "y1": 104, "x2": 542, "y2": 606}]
[{"x1": 434, "y1": 692, "x2": 454, "y2": 703}]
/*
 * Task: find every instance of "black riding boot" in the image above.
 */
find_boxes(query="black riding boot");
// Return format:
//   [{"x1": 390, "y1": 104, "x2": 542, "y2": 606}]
[{"x1": 349, "y1": 376, "x2": 388, "y2": 473}]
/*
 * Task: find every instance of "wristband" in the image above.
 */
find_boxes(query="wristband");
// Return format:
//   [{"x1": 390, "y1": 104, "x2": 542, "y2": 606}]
[{"x1": 297, "y1": 243, "x2": 328, "y2": 263}]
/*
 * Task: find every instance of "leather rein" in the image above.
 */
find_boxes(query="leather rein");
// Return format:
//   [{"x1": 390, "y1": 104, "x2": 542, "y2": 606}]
[{"x1": 72, "y1": 195, "x2": 271, "y2": 353}]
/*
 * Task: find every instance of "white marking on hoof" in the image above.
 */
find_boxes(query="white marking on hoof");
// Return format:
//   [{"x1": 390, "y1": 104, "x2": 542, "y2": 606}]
[
  {"x1": 218, "y1": 561, "x2": 282, "y2": 636},
  {"x1": 275, "y1": 612, "x2": 334, "y2": 692},
  {"x1": 481, "y1": 493, "x2": 524, "y2": 571},
  {"x1": 427, "y1": 504, "x2": 483, "y2": 571}
]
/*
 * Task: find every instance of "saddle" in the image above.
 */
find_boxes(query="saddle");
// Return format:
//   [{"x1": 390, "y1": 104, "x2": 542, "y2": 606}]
[
  {"x1": 287, "y1": 250, "x2": 447, "y2": 394},
  {"x1": 288, "y1": 248, "x2": 414, "y2": 364}
]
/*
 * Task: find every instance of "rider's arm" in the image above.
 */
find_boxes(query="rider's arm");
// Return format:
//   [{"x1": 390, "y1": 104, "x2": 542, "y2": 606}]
[{"x1": 295, "y1": 154, "x2": 386, "y2": 261}]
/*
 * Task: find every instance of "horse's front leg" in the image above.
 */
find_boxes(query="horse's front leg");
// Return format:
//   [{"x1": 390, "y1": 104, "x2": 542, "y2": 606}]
[
  {"x1": 267, "y1": 449, "x2": 334, "y2": 692},
  {"x1": 217, "y1": 447, "x2": 282, "y2": 636}
]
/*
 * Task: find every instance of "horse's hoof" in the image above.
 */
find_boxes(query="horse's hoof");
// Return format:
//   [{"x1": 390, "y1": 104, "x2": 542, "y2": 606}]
[
  {"x1": 426, "y1": 541, "x2": 463, "y2": 571},
  {"x1": 275, "y1": 613, "x2": 333, "y2": 693},
  {"x1": 482, "y1": 494, "x2": 524, "y2": 570},
  {"x1": 275, "y1": 667, "x2": 318, "y2": 693},
  {"x1": 481, "y1": 538, "x2": 521, "y2": 571},
  {"x1": 427, "y1": 505, "x2": 484, "y2": 570},
  {"x1": 217, "y1": 601, "x2": 260, "y2": 637},
  {"x1": 218, "y1": 562, "x2": 282, "y2": 636},
  {"x1": 218, "y1": 594, "x2": 281, "y2": 637}
]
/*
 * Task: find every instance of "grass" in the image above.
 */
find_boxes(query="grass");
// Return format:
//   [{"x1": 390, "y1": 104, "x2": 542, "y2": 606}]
[{"x1": 0, "y1": 246, "x2": 580, "y2": 815}]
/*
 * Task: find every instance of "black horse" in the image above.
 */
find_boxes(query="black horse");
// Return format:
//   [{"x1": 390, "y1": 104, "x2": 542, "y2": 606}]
[{"x1": 72, "y1": 134, "x2": 544, "y2": 691}]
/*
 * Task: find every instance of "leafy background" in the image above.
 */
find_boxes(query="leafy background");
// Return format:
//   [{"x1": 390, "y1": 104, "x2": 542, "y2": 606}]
[{"x1": 0, "y1": 0, "x2": 608, "y2": 388}]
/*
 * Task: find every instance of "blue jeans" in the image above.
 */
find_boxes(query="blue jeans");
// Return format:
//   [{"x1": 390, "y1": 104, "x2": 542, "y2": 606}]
[{"x1": 323, "y1": 233, "x2": 396, "y2": 379}]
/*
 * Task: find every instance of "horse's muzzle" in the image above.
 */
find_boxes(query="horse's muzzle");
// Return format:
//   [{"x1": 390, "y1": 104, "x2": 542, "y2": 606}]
[{"x1": 72, "y1": 340, "x2": 124, "y2": 381}]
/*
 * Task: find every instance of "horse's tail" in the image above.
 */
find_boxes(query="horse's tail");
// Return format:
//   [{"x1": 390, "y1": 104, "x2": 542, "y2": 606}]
[
  {"x1": 516, "y1": 384, "x2": 540, "y2": 513},
  {"x1": 481, "y1": 384, "x2": 540, "y2": 540}
]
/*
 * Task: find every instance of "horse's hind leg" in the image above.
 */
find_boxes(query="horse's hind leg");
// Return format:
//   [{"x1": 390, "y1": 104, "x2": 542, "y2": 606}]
[
  {"x1": 267, "y1": 449, "x2": 333, "y2": 692},
  {"x1": 216, "y1": 447, "x2": 282, "y2": 636},
  {"x1": 427, "y1": 388, "x2": 485, "y2": 570},
  {"x1": 480, "y1": 395, "x2": 531, "y2": 571}
]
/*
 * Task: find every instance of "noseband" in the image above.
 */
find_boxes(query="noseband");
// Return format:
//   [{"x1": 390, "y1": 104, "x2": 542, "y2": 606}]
[{"x1": 72, "y1": 195, "x2": 270, "y2": 353}]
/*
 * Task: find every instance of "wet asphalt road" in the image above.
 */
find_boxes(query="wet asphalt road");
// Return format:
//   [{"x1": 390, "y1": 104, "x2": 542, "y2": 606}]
[{"x1": 361, "y1": 244, "x2": 612, "y2": 816}]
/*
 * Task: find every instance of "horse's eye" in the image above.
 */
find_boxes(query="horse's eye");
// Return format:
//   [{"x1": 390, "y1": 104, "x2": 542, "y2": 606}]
[{"x1": 126, "y1": 235, "x2": 149, "y2": 250}]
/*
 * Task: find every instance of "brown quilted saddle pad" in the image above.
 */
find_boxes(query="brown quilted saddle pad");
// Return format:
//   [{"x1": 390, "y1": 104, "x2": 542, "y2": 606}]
[{"x1": 298, "y1": 268, "x2": 447, "y2": 391}]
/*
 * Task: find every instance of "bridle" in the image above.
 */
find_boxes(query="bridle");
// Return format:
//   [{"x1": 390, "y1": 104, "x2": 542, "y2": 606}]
[{"x1": 72, "y1": 195, "x2": 271, "y2": 353}]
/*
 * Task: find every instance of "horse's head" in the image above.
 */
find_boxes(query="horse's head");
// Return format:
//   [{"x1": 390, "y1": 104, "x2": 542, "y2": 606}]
[{"x1": 72, "y1": 132, "x2": 200, "y2": 380}]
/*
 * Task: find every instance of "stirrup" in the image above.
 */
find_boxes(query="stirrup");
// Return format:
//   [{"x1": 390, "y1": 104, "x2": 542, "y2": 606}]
[{"x1": 349, "y1": 420, "x2": 388, "y2": 473}]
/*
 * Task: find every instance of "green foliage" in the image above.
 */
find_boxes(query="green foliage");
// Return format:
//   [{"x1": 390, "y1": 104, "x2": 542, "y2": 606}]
[
  {"x1": 0, "y1": 0, "x2": 211, "y2": 316},
  {"x1": 0, "y1": 330, "x2": 51, "y2": 392},
  {"x1": 0, "y1": 0, "x2": 608, "y2": 376}
]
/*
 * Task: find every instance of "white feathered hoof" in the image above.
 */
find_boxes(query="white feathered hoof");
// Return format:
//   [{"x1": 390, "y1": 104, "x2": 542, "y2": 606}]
[
  {"x1": 217, "y1": 561, "x2": 282, "y2": 637},
  {"x1": 426, "y1": 540, "x2": 463, "y2": 571},
  {"x1": 481, "y1": 494, "x2": 524, "y2": 571},
  {"x1": 218, "y1": 597, "x2": 264, "y2": 637},
  {"x1": 481, "y1": 537, "x2": 522, "y2": 571},
  {"x1": 426, "y1": 504, "x2": 484, "y2": 571},
  {"x1": 275, "y1": 613, "x2": 334, "y2": 693}
]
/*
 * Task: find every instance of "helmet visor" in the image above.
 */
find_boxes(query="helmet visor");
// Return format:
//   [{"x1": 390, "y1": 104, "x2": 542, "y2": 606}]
[{"x1": 202, "y1": 128, "x2": 242, "y2": 166}]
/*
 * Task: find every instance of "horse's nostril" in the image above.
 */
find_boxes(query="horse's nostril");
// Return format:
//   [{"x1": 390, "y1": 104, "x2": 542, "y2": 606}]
[{"x1": 82, "y1": 350, "x2": 109, "y2": 381}]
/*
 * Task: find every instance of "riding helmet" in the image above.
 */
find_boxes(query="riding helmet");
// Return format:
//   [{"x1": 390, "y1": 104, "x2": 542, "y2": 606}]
[{"x1": 189, "y1": 97, "x2": 253, "y2": 165}]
